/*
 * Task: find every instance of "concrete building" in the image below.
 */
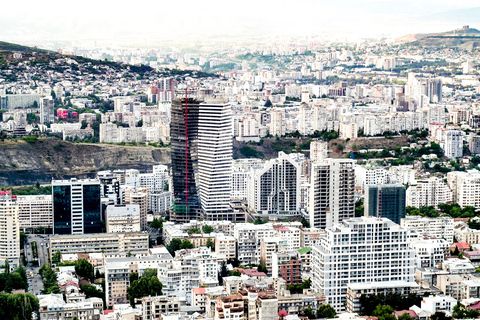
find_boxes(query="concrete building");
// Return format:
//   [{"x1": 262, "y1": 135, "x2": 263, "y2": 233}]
[
  {"x1": 447, "y1": 170, "x2": 480, "y2": 208},
  {"x1": 269, "y1": 109, "x2": 285, "y2": 136},
  {"x1": 401, "y1": 216, "x2": 454, "y2": 243},
  {"x1": 406, "y1": 178, "x2": 453, "y2": 209},
  {"x1": 148, "y1": 191, "x2": 172, "y2": 214},
  {"x1": 198, "y1": 99, "x2": 233, "y2": 221},
  {"x1": 311, "y1": 217, "x2": 415, "y2": 312},
  {"x1": 310, "y1": 140, "x2": 328, "y2": 162},
  {"x1": 140, "y1": 295, "x2": 180, "y2": 320},
  {"x1": 16, "y1": 195, "x2": 53, "y2": 230},
  {"x1": 234, "y1": 223, "x2": 276, "y2": 265},
  {"x1": 248, "y1": 152, "x2": 300, "y2": 216},
  {"x1": 170, "y1": 98, "x2": 201, "y2": 222},
  {"x1": 123, "y1": 189, "x2": 148, "y2": 230},
  {"x1": 40, "y1": 96, "x2": 54, "y2": 124},
  {"x1": 215, "y1": 235, "x2": 236, "y2": 260},
  {"x1": 409, "y1": 238, "x2": 450, "y2": 268},
  {"x1": 0, "y1": 191, "x2": 20, "y2": 268},
  {"x1": 106, "y1": 204, "x2": 141, "y2": 233},
  {"x1": 355, "y1": 164, "x2": 388, "y2": 192},
  {"x1": 52, "y1": 178, "x2": 101, "y2": 235},
  {"x1": 364, "y1": 184, "x2": 406, "y2": 224},
  {"x1": 346, "y1": 281, "x2": 419, "y2": 313},
  {"x1": 443, "y1": 129, "x2": 464, "y2": 159},
  {"x1": 309, "y1": 159, "x2": 355, "y2": 229},
  {"x1": 49, "y1": 232, "x2": 149, "y2": 259},
  {"x1": 214, "y1": 294, "x2": 244, "y2": 320}
]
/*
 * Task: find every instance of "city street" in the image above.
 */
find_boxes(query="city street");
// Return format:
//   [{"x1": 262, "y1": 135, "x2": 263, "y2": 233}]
[{"x1": 26, "y1": 234, "x2": 50, "y2": 295}]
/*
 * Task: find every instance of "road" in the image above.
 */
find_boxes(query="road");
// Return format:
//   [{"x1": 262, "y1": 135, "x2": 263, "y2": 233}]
[{"x1": 26, "y1": 234, "x2": 50, "y2": 296}]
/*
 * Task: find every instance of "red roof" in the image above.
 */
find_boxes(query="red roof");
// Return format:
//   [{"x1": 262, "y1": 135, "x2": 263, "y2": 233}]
[
  {"x1": 469, "y1": 301, "x2": 480, "y2": 310},
  {"x1": 193, "y1": 288, "x2": 206, "y2": 294},
  {"x1": 394, "y1": 310, "x2": 417, "y2": 318},
  {"x1": 241, "y1": 269, "x2": 267, "y2": 277},
  {"x1": 455, "y1": 242, "x2": 470, "y2": 249}
]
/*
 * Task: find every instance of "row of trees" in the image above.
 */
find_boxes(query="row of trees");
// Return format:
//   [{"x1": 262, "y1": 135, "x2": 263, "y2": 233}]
[
  {"x1": 406, "y1": 203, "x2": 477, "y2": 219},
  {"x1": 300, "y1": 304, "x2": 336, "y2": 319},
  {"x1": 287, "y1": 278, "x2": 311, "y2": 294},
  {"x1": 359, "y1": 292, "x2": 422, "y2": 316},
  {"x1": 39, "y1": 263, "x2": 60, "y2": 294}
]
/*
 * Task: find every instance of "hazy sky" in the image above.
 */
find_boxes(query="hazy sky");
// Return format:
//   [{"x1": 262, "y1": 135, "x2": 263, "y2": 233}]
[{"x1": 2, "y1": 0, "x2": 480, "y2": 44}]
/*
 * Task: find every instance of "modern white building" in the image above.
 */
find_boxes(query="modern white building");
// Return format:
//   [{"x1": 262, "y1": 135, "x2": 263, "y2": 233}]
[
  {"x1": 420, "y1": 295, "x2": 456, "y2": 315},
  {"x1": 406, "y1": 177, "x2": 453, "y2": 209},
  {"x1": 0, "y1": 191, "x2": 20, "y2": 268},
  {"x1": 198, "y1": 99, "x2": 233, "y2": 220},
  {"x1": 447, "y1": 170, "x2": 480, "y2": 208},
  {"x1": 310, "y1": 159, "x2": 355, "y2": 229},
  {"x1": 355, "y1": 164, "x2": 388, "y2": 192},
  {"x1": 248, "y1": 152, "x2": 300, "y2": 216},
  {"x1": 16, "y1": 194, "x2": 53, "y2": 230},
  {"x1": 234, "y1": 223, "x2": 276, "y2": 265},
  {"x1": 106, "y1": 204, "x2": 141, "y2": 233},
  {"x1": 310, "y1": 140, "x2": 328, "y2": 162},
  {"x1": 148, "y1": 191, "x2": 172, "y2": 214},
  {"x1": 401, "y1": 216, "x2": 454, "y2": 243},
  {"x1": 443, "y1": 129, "x2": 464, "y2": 159},
  {"x1": 409, "y1": 238, "x2": 450, "y2": 269},
  {"x1": 311, "y1": 217, "x2": 415, "y2": 312}
]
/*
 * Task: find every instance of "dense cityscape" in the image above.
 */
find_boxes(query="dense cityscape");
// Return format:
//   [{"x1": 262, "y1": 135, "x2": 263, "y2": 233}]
[{"x1": 1, "y1": 5, "x2": 480, "y2": 320}]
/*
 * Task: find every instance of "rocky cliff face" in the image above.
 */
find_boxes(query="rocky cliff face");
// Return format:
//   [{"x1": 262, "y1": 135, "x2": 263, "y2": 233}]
[{"x1": 0, "y1": 138, "x2": 171, "y2": 186}]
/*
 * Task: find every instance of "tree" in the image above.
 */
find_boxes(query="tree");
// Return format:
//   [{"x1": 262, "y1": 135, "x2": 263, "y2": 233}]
[
  {"x1": 166, "y1": 238, "x2": 182, "y2": 256},
  {"x1": 302, "y1": 306, "x2": 316, "y2": 319},
  {"x1": 0, "y1": 292, "x2": 39, "y2": 320},
  {"x1": 206, "y1": 238, "x2": 215, "y2": 251},
  {"x1": 52, "y1": 250, "x2": 61, "y2": 264},
  {"x1": 300, "y1": 217, "x2": 310, "y2": 228},
  {"x1": 372, "y1": 305, "x2": 396, "y2": 320},
  {"x1": 229, "y1": 270, "x2": 242, "y2": 276},
  {"x1": 127, "y1": 276, "x2": 163, "y2": 306},
  {"x1": 150, "y1": 218, "x2": 165, "y2": 231},
  {"x1": 187, "y1": 227, "x2": 201, "y2": 235},
  {"x1": 257, "y1": 263, "x2": 268, "y2": 274},
  {"x1": 317, "y1": 304, "x2": 336, "y2": 319},
  {"x1": 430, "y1": 311, "x2": 452, "y2": 320},
  {"x1": 202, "y1": 225, "x2": 214, "y2": 234},
  {"x1": 218, "y1": 261, "x2": 229, "y2": 283},
  {"x1": 142, "y1": 268, "x2": 157, "y2": 278},
  {"x1": 130, "y1": 273, "x2": 139, "y2": 283},
  {"x1": 264, "y1": 100, "x2": 272, "y2": 108},
  {"x1": 179, "y1": 239, "x2": 194, "y2": 250},
  {"x1": 398, "y1": 313, "x2": 414, "y2": 320},
  {"x1": 75, "y1": 259, "x2": 94, "y2": 281}
]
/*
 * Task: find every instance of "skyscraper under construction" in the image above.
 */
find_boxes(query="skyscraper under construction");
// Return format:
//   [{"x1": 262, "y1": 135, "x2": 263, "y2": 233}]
[
  {"x1": 170, "y1": 98, "x2": 201, "y2": 223},
  {"x1": 171, "y1": 96, "x2": 238, "y2": 222}
]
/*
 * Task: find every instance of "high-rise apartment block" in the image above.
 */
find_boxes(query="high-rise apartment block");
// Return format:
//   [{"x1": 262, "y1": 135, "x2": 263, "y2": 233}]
[
  {"x1": 312, "y1": 217, "x2": 415, "y2": 312},
  {"x1": 52, "y1": 178, "x2": 102, "y2": 235},
  {"x1": 448, "y1": 170, "x2": 480, "y2": 208},
  {"x1": 40, "y1": 96, "x2": 54, "y2": 124},
  {"x1": 0, "y1": 191, "x2": 20, "y2": 268},
  {"x1": 17, "y1": 195, "x2": 53, "y2": 230},
  {"x1": 248, "y1": 152, "x2": 300, "y2": 216},
  {"x1": 444, "y1": 129, "x2": 464, "y2": 159},
  {"x1": 309, "y1": 159, "x2": 355, "y2": 229},
  {"x1": 198, "y1": 99, "x2": 233, "y2": 220},
  {"x1": 406, "y1": 177, "x2": 453, "y2": 209},
  {"x1": 171, "y1": 97, "x2": 235, "y2": 222},
  {"x1": 364, "y1": 184, "x2": 406, "y2": 224}
]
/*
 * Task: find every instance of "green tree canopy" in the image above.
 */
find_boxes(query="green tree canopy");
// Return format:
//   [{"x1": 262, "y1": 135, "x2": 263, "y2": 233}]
[
  {"x1": 316, "y1": 304, "x2": 336, "y2": 318},
  {"x1": 127, "y1": 276, "x2": 163, "y2": 306},
  {"x1": 75, "y1": 259, "x2": 94, "y2": 281},
  {"x1": 0, "y1": 292, "x2": 39, "y2": 320},
  {"x1": 202, "y1": 225, "x2": 214, "y2": 234}
]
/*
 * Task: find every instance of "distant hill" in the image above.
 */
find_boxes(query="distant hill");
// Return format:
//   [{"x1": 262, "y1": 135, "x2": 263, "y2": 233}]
[
  {"x1": 396, "y1": 26, "x2": 480, "y2": 50},
  {"x1": 0, "y1": 41, "x2": 51, "y2": 54}
]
